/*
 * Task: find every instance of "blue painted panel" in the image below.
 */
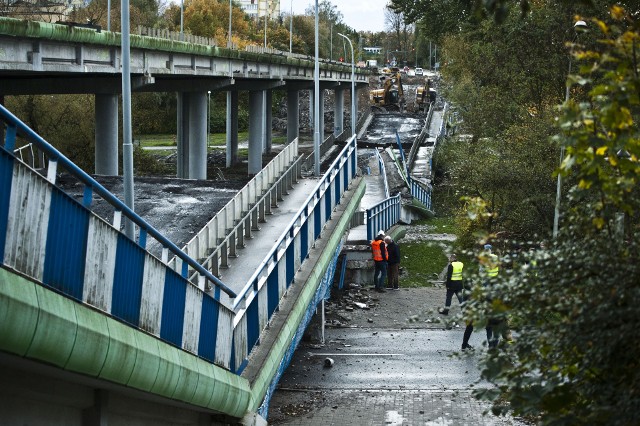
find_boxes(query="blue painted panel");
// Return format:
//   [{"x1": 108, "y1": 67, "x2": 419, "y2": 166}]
[
  {"x1": 43, "y1": 188, "x2": 89, "y2": 301},
  {"x1": 111, "y1": 235, "x2": 145, "y2": 326},
  {"x1": 300, "y1": 221, "x2": 308, "y2": 260},
  {"x1": 0, "y1": 148, "x2": 14, "y2": 262},
  {"x1": 267, "y1": 271, "x2": 279, "y2": 317},
  {"x1": 314, "y1": 207, "x2": 321, "y2": 240},
  {"x1": 197, "y1": 293, "x2": 219, "y2": 362},
  {"x1": 160, "y1": 269, "x2": 187, "y2": 347},
  {"x1": 230, "y1": 337, "x2": 236, "y2": 373},
  {"x1": 246, "y1": 297, "x2": 259, "y2": 355},
  {"x1": 285, "y1": 243, "x2": 295, "y2": 287},
  {"x1": 344, "y1": 163, "x2": 349, "y2": 190},
  {"x1": 325, "y1": 186, "x2": 332, "y2": 220}
]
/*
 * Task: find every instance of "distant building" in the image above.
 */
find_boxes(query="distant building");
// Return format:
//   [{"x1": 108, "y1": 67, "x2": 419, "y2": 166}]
[
  {"x1": 1, "y1": 0, "x2": 87, "y2": 23},
  {"x1": 363, "y1": 47, "x2": 382, "y2": 55},
  {"x1": 236, "y1": 0, "x2": 280, "y2": 19}
]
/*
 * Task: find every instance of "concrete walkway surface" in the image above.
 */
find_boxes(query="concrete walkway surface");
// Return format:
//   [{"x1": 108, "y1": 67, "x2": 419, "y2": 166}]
[{"x1": 267, "y1": 286, "x2": 529, "y2": 425}]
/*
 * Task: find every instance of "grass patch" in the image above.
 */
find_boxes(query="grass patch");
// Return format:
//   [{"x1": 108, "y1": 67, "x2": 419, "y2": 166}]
[
  {"x1": 272, "y1": 135, "x2": 287, "y2": 145},
  {"x1": 137, "y1": 132, "x2": 250, "y2": 148},
  {"x1": 411, "y1": 216, "x2": 456, "y2": 233},
  {"x1": 398, "y1": 215, "x2": 457, "y2": 288},
  {"x1": 137, "y1": 134, "x2": 176, "y2": 147},
  {"x1": 400, "y1": 240, "x2": 450, "y2": 288}
]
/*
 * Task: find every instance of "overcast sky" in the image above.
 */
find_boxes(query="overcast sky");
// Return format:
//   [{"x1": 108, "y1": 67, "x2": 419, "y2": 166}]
[{"x1": 289, "y1": 0, "x2": 389, "y2": 33}]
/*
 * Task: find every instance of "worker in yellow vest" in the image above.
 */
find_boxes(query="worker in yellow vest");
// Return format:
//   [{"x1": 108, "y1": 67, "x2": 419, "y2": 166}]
[
  {"x1": 438, "y1": 254, "x2": 464, "y2": 315},
  {"x1": 482, "y1": 244, "x2": 508, "y2": 348}
]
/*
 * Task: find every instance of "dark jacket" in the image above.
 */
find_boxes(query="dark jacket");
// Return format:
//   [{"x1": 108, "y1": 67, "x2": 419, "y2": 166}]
[{"x1": 386, "y1": 241, "x2": 401, "y2": 265}]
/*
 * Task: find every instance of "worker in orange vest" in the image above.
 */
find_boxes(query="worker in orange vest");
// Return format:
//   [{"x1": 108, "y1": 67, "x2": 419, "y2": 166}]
[{"x1": 371, "y1": 230, "x2": 388, "y2": 293}]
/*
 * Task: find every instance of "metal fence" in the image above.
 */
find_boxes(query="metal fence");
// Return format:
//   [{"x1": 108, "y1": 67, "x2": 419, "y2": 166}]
[
  {"x1": 366, "y1": 193, "x2": 401, "y2": 241},
  {"x1": 0, "y1": 104, "x2": 237, "y2": 369},
  {"x1": 171, "y1": 139, "x2": 302, "y2": 280},
  {"x1": 230, "y1": 135, "x2": 357, "y2": 374},
  {"x1": 410, "y1": 179, "x2": 432, "y2": 211}
]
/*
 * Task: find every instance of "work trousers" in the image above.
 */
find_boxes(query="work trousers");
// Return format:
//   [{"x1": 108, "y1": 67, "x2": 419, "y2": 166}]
[
  {"x1": 387, "y1": 263, "x2": 399, "y2": 288},
  {"x1": 373, "y1": 260, "x2": 387, "y2": 289}
]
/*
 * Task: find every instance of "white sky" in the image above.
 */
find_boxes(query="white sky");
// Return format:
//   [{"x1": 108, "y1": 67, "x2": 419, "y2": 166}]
[{"x1": 289, "y1": 0, "x2": 389, "y2": 33}]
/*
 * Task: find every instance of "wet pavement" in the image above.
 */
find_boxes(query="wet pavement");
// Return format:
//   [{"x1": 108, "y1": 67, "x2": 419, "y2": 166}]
[{"x1": 267, "y1": 286, "x2": 528, "y2": 425}]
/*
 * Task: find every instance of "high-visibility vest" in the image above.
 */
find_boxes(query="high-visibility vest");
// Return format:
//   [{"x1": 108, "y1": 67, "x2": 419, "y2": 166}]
[
  {"x1": 487, "y1": 254, "x2": 499, "y2": 277},
  {"x1": 371, "y1": 240, "x2": 384, "y2": 261},
  {"x1": 451, "y1": 261, "x2": 464, "y2": 280}
]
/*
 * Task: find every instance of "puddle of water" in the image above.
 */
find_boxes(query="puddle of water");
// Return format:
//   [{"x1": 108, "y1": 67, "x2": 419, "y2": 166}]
[{"x1": 385, "y1": 410, "x2": 406, "y2": 425}]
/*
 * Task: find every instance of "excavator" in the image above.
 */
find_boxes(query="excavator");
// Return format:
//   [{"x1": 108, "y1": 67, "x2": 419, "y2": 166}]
[
  {"x1": 415, "y1": 78, "x2": 437, "y2": 113},
  {"x1": 370, "y1": 71, "x2": 405, "y2": 112}
]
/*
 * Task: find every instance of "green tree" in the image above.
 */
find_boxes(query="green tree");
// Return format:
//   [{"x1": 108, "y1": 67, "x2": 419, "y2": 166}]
[
  {"x1": 462, "y1": 7, "x2": 640, "y2": 424},
  {"x1": 7, "y1": 95, "x2": 96, "y2": 172},
  {"x1": 433, "y1": 1, "x2": 589, "y2": 242}
]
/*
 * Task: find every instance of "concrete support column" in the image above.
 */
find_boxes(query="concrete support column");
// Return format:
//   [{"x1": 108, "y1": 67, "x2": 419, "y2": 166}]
[
  {"x1": 354, "y1": 85, "x2": 360, "y2": 133},
  {"x1": 176, "y1": 92, "x2": 189, "y2": 178},
  {"x1": 309, "y1": 90, "x2": 314, "y2": 128},
  {"x1": 334, "y1": 88, "x2": 344, "y2": 137},
  {"x1": 94, "y1": 94, "x2": 119, "y2": 176},
  {"x1": 226, "y1": 91, "x2": 239, "y2": 167},
  {"x1": 287, "y1": 90, "x2": 300, "y2": 143},
  {"x1": 248, "y1": 91, "x2": 264, "y2": 175},
  {"x1": 319, "y1": 89, "x2": 325, "y2": 144},
  {"x1": 176, "y1": 92, "x2": 207, "y2": 179},
  {"x1": 265, "y1": 90, "x2": 272, "y2": 154},
  {"x1": 188, "y1": 91, "x2": 207, "y2": 180}
]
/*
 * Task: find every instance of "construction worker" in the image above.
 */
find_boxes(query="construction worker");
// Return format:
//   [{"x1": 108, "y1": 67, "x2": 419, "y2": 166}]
[
  {"x1": 438, "y1": 254, "x2": 464, "y2": 315},
  {"x1": 482, "y1": 244, "x2": 507, "y2": 348},
  {"x1": 371, "y1": 230, "x2": 388, "y2": 293},
  {"x1": 461, "y1": 244, "x2": 500, "y2": 350}
]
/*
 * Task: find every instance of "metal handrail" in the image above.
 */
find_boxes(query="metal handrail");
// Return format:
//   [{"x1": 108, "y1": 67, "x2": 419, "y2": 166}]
[
  {"x1": 193, "y1": 154, "x2": 305, "y2": 282},
  {"x1": 232, "y1": 135, "x2": 357, "y2": 311},
  {"x1": 366, "y1": 193, "x2": 401, "y2": 241},
  {"x1": 0, "y1": 104, "x2": 236, "y2": 298},
  {"x1": 410, "y1": 179, "x2": 432, "y2": 211},
  {"x1": 375, "y1": 149, "x2": 390, "y2": 199},
  {"x1": 176, "y1": 138, "x2": 299, "y2": 264}
]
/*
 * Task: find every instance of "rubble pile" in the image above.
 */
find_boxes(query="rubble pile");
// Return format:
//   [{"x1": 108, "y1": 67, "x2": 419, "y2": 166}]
[{"x1": 323, "y1": 284, "x2": 381, "y2": 328}]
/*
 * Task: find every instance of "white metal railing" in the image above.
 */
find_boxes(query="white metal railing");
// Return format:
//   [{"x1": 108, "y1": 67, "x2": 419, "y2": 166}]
[
  {"x1": 229, "y1": 135, "x2": 357, "y2": 373},
  {"x1": 375, "y1": 148, "x2": 390, "y2": 198},
  {"x1": 171, "y1": 139, "x2": 300, "y2": 274}
]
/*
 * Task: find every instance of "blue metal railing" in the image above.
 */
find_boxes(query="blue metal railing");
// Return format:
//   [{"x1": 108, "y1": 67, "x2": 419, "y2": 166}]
[
  {"x1": 0, "y1": 104, "x2": 235, "y2": 298},
  {"x1": 230, "y1": 135, "x2": 357, "y2": 374},
  {"x1": 410, "y1": 179, "x2": 432, "y2": 211},
  {"x1": 366, "y1": 193, "x2": 401, "y2": 241},
  {"x1": 0, "y1": 104, "x2": 240, "y2": 369}
]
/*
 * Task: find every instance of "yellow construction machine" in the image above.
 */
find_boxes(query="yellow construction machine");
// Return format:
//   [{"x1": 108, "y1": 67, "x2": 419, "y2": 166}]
[
  {"x1": 370, "y1": 71, "x2": 405, "y2": 112},
  {"x1": 415, "y1": 78, "x2": 437, "y2": 113}
]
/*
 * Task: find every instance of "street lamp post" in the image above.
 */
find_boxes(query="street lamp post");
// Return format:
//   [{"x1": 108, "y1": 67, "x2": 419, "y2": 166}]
[
  {"x1": 289, "y1": 0, "x2": 293, "y2": 54},
  {"x1": 207, "y1": 91, "x2": 211, "y2": 149},
  {"x1": 337, "y1": 33, "x2": 356, "y2": 140},
  {"x1": 121, "y1": 0, "x2": 134, "y2": 239},
  {"x1": 313, "y1": 0, "x2": 320, "y2": 176},
  {"x1": 228, "y1": 0, "x2": 232, "y2": 47},
  {"x1": 180, "y1": 0, "x2": 184, "y2": 40},
  {"x1": 553, "y1": 20, "x2": 587, "y2": 239}
]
